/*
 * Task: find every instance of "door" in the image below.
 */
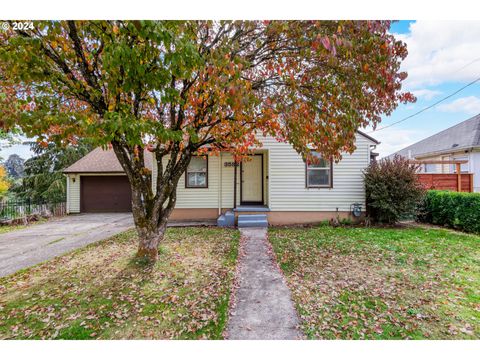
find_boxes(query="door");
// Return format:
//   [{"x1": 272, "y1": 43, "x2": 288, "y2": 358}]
[
  {"x1": 81, "y1": 176, "x2": 132, "y2": 212},
  {"x1": 241, "y1": 155, "x2": 263, "y2": 204}
]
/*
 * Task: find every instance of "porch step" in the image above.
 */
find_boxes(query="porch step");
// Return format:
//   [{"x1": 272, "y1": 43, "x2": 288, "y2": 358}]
[
  {"x1": 217, "y1": 211, "x2": 235, "y2": 227},
  {"x1": 237, "y1": 214, "x2": 268, "y2": 228}
]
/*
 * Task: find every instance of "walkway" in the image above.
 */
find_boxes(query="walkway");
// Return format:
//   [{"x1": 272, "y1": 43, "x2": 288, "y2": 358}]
[{"x1": 227, "y1": 227, "x2": 302, "y2": 339}]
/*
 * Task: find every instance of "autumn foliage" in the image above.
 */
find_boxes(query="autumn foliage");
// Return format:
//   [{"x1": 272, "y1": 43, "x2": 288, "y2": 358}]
[
  {"x1": 364, "y1": 155, "x2": 425, "y2": 224},
  {"x1": 0, "y1": 165, "x2": 10, "y2": 197},
  {"x1": 0, "y1": 21, "x2": 414, "y2": 261}
]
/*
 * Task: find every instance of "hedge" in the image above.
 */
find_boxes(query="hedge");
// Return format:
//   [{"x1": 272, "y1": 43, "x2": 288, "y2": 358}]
[{"x1": 418, "y1": 190, "x2": 480, "y2": 234}]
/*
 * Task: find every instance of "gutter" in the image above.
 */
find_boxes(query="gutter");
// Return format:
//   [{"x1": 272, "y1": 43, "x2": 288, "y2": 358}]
[{"x1": 414, "y1": 146, "x2": 479, "y2": 159}]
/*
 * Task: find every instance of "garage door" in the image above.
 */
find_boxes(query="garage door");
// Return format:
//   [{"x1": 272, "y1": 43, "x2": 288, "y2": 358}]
[{"x1": 80, "y1": 176, "x2": 132, "y2": 212}]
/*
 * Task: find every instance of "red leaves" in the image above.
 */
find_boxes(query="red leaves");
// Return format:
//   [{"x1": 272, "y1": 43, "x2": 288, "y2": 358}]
[{"x1": 0, "y1": 20, "x2": 414, "y2": 164}]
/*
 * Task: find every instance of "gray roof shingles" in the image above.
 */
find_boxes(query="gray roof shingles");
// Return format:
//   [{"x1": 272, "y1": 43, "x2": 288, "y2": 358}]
[{"x1": 391, "y1": 113, "x2": 480, "y2": 158}]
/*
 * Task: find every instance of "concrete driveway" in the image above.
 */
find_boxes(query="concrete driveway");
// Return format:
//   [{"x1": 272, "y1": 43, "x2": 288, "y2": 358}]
[{"x1": 0, "y1": 213, "x2": 134, "y2": 278}]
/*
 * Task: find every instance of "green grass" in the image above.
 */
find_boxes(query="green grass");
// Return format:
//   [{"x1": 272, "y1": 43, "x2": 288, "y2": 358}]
[
  {"x1": 0, "y1": 224, "x2": 27, "y2": 234},
  {"x1": 0, "y1": 218, "x2": 49, "y2": 235},
  {"x1": 0, "y1": 227, "x2": 239, "y2": 339},
  {"x1": 269, "y1": 225, "x2": 480, "y2": 339}
]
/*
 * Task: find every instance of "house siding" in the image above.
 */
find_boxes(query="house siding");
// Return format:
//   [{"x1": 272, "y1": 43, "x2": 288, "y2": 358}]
[
  {"x1": 68, "y1": 133, "x2": 375, "y2": 215},
  {"x1": 471, "y1": 151, "x2": 480, "y2": 192},
  {"x1": 262, "y1": 134, "x2": 370, "y2": 211},
  {"x1": 66, "y1": 174, "x2": 80, "y2": 213}
]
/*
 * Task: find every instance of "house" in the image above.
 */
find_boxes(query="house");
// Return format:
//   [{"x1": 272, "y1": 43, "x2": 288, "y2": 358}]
[
  {"x1": 63, "y1": 132, "x2": 379, "y2": 225},
  {"x1": 390, "y1": 113, "x2": 480, "y2": 192}
]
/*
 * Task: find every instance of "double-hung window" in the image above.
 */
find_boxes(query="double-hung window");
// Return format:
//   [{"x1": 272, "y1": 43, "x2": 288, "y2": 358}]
[
  {"x1": 186, "y1": 156, "x2": 208, "y2": 188},
  {"x1": 306, "y1": 152, "x2": 332, "y2": 188}
]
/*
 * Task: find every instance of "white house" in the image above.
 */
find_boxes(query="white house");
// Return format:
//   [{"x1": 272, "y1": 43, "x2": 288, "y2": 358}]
[
  {"x1": 63, "y1": 132, "x2": 379, "y2": 225},
  {"x1": 391, "y1": 113, "x2": 480, "y2": 193}
]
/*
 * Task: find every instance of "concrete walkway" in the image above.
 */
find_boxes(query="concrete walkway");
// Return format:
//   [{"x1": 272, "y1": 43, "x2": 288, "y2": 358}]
[
  {"x1": 227, "y1": 227, "x2": 302, "y2": 339},
  {"x1": 0, "y1": 213, "x2": 134, "y2": 277}
]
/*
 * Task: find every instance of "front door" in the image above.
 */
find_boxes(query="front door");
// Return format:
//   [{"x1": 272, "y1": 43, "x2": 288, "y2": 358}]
[{"x1": 241, "y1": 155, "x2": 263, "y2": 204}]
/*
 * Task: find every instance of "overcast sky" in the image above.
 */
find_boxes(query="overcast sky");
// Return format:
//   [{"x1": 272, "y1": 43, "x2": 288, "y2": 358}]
[{"x1": 2, "y1": 20, "x2": 480, "y2": 161}]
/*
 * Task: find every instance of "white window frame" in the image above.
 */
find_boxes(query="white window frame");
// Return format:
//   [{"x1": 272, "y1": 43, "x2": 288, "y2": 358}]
[
  {"x1": 185, "y1": 156, "x2": 208, "y2": 188},
  {"x1": 306, "y1": 152, "x2": 332, "y2": 188}
]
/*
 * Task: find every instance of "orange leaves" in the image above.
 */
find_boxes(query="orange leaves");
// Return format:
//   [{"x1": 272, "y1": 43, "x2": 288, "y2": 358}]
[{"x1": 0, "y1": 20, "x2": 413, "y2": 165}]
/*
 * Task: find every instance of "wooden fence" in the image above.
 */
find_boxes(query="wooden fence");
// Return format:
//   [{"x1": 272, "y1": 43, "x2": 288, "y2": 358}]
[{"x1": 417, "y1": 173, "x2": 474, "y2": 192}]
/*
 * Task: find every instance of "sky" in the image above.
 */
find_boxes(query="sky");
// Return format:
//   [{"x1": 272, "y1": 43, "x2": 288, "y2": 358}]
[
  {"x1": 1, "y1": 20, "x2": 480, "y2": 161},
  {"x1": 365, "y1": 20, "x2": 480, "y2": 157}
]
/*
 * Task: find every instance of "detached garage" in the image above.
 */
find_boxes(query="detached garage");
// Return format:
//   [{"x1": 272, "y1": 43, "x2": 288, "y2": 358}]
[{"x1": 63, "y1": 148, "x2": 153, "y2": 214}]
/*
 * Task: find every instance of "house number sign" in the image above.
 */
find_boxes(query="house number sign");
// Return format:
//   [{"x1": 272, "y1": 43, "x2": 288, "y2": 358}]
[{"x1": 224, "y1": 162, "x2": 237, "y2": 167}]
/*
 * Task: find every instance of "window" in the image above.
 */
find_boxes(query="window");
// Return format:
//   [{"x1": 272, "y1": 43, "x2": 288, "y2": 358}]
[
  {"x1": 453, "y1": 157, "x2": 469, "y2": 173},
  {"x1": 424, "y1": 164, "x2": 436, "y2": 173},
  {"x1": 306, "y1": 152, "x2": 332, "y2": 188},
  {"x1": 186, "y1": 156, "x2": 208, "y2": 188}
]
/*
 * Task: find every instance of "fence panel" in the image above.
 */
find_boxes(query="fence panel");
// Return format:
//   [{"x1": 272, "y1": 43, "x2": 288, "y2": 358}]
[
  {"x1": 417, "y1": 173, "x2": 473, "y2": 192},
  {"x1": 0, "y1": 200, "x2": 67, "y2": 222}
]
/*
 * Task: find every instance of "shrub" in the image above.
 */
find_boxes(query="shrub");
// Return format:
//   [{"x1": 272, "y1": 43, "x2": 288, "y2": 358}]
[
  {"x1": 364, "y1": 155, "x2": 425, "y2": 224},
  {"x1": 418, "y1": 190, "x2": 480, "y2": 234}
]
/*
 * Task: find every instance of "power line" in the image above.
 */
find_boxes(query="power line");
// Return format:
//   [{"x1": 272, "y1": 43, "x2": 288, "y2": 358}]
[
  {"x1": 453, "y1": 56, "x2": 480, "y2": 74},
  {"x1": 369, "y1": 75, "x2": 480, "y2": 133}
]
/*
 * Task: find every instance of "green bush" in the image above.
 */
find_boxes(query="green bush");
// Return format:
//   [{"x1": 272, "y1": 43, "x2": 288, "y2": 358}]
[
  {"x1": 364, "y1": 155, "x2": 425, "y2": 224},
  {"x1": 418, "y1": 190, "x2": 480, "y2": 234}
]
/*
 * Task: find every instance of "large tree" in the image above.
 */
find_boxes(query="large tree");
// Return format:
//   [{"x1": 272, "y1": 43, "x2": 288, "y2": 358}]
[
  {"x1": 11, "y1": 141, "x2": 92, "y2": 203},
  {"x1": 0, "y1": 20, "x2": 414, "y2": 262},
  {"x1": 4, "y1": 153, "x2": 25, "y2": 179}
]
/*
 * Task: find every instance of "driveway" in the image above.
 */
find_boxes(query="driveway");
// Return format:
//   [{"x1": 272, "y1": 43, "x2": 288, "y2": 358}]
[{"x1": 0, "y1": 213, "x2": 134, "y2": 277}]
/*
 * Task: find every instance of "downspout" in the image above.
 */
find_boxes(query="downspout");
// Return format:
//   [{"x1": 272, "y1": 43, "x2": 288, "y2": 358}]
[
  {"x1": 218, "y1": 153, "x2": 222, "y2": 215},
  {"x1": 233, "y1": 161, "x2": 237, "y2": 209}
]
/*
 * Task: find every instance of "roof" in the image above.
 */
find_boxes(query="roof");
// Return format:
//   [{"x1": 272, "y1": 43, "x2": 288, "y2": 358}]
[
  {"x1": 357, "y1": 130, "x2": 380, "y2": 145},
  {"x1": 391, "y1": 113, "x2": 480, "y2": 158},
  {"x1": 64, "y1": 131, "x2": 378, "y2": 174},
  {"x1": 63, "y1": 147, "x2": 153, "y2": 174}
]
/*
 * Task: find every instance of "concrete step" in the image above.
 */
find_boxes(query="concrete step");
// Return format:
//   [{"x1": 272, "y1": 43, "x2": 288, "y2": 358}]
[
  {"x1": 238, "y1": 214, "x2": 268, "y2": 221},
  {"x1": 217, "y1": 210, "x2": 235, "y2": 227},
  {"x1": 238, "y1": 214, "x2": 268, "y2": 228}
]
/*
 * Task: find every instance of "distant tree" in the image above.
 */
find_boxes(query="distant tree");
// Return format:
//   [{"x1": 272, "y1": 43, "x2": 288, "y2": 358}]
[
  {"x1": 12, "y1": 141, "x2": 92, "y2": 203},
  {"x1": 0, "y1": 165, "x2": 10, "y2": 197},
  {"x1": 4, "y1": 154, "x2": 25, "y2": 179}
]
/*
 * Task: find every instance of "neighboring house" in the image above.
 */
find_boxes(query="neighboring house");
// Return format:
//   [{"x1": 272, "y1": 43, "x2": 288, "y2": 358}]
[
  {"x1": 63, "y1": 132, "x2": 379, "y2": 225},
  {"x1": 390, "y1": 113, "x2": 480, "y2": 192}
]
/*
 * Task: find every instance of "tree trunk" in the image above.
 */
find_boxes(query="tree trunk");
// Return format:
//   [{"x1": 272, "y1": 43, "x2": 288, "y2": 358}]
[
  {"x1": 110, "y1": 141, "x2": 191, "y2": 264},
  {"x1": 135, "y1": 222, "x2": 167, "y2": 262}
]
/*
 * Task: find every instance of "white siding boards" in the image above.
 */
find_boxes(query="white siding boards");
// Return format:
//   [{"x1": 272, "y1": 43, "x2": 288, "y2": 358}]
[
  {"x1": 66, "y1": 174, "x2": 80, "y2": 213},
  {"x1": 263, "y1": 134, "x2": 371, "y2": 211},
  {"x1": 150, "y1": 132, "x2": 374, "y2": 212},
  {"x1": 67, "y1": 132, "x2": 376, "y2": 214}
]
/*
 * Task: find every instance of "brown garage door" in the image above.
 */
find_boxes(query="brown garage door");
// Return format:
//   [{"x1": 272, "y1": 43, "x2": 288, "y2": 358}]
[{"x1": 81, "y1": 176, "x2": 132, "y2": 212}]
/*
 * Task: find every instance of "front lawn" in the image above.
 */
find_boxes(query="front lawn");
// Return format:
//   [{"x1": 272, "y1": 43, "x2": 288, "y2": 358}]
[
  {"x1": 0, "y1": 227, "x2": 239, "y2": 339},
  {"x1": 269, "y1": 225, "x2": 480, "y2": 339}
]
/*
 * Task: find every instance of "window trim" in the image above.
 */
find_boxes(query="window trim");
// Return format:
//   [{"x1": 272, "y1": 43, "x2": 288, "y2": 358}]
[
  {"x1": 185, "y1": 155, "x2": 209, "y2": 188},
  {"x1": 305, "y1": 154, "x2": 333, "y2": 189}
]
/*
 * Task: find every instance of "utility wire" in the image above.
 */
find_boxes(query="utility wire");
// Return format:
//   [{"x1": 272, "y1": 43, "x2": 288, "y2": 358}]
[{"x1": 369, "y1": 75, "x2": 480, "y2": 133}]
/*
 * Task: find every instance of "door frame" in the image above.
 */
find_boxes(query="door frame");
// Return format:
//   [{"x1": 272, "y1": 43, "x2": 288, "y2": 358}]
[{"x1": 240, "y1": 154, "x2": 264, "y2": 205}]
